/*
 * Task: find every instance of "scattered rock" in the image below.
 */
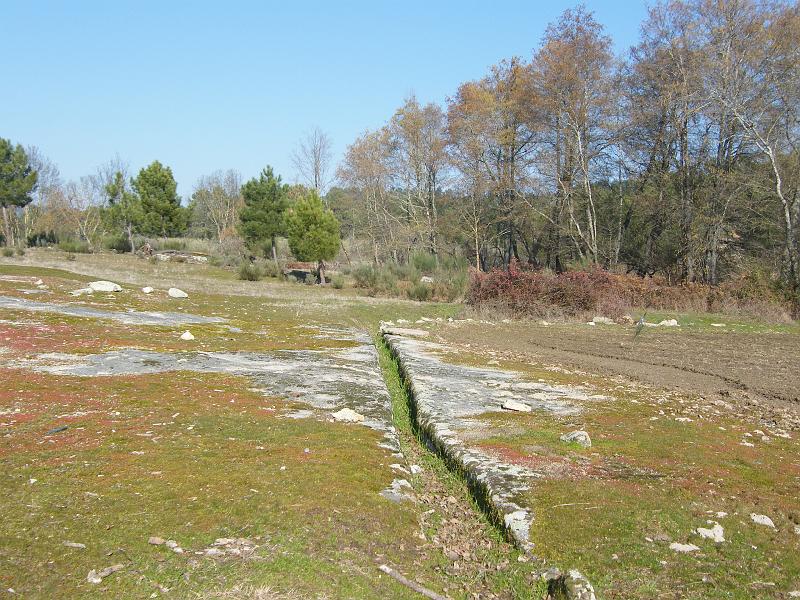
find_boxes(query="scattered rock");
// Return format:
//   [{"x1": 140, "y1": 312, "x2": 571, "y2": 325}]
[
  {"x1": 695, "y1": 521, "x2": 725, "y2": 543},
  {"x1": 750, "y1": 514, "x2": 776, "y2": 528},
  {"x1": 168, "y1": 288, "x2": 188, "y2": 298},
  {"x1": 658, "y1": 319, "x2": 679, "y2": 327},
  {"x1": 331, "y1": 408, "x2": 365, "y2": 423},
  {"x1": 180, "y1": 331, "x2": 195, "y2": 341},
  {"x1": 419, "y1": 275, "x2": 434, "y2": 284},
  {"x1": 592, "y1": 316, "x2": 615, "y2": 325},
  {"x1": 560, "y1": 430, "x2": 592, "y2": 448},
  {"x1": 142, "y1": 286, "x2": 154, "y2": 294},
  {"x1": 669, "y1": 542, "x2": 700, "y2": 553},
  {"x1": 410, "y1": 464, "x2": 423, "y2": 475},
  {"x1": 164, "y1": 540, "x2": 184, "y2": 553},
  {"x1": 63, "y1": 541, "x2": 86, "y2": 549},
  {"x1": 794, "y1": 525, "x2": 800, "y2": 536},
  {"x1": 382, "y1": 327, "x2": 429, "y2": 338},
  {"x1": 501, "y1": 399, "x2": 532, "y2": 413},
  {"x1": 87, "y1": 564, "x2": 124, "y2": 584},
  {"x1": 88, "y1": 281, "x2": 122, "y2": 292},
  {"x1": 148, "y1": 536, "x2": 165, "y2": 545}
]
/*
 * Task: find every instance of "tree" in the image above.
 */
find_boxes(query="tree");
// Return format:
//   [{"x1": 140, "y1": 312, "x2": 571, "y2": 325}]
[
  {"x1": 132, "y1": 161, "x2": 186, "y2": 237},
  {"x1": 105, "y1": 170, "x2": 143, "y2": 252},
  {"x1": 0, "y1": 139, "x2": 37, "y2": 247},
  {"x1": 190, "y1": 169, "x2": 243, "y2": 240},
  {"x1": 238, "y1": 166, "x2": 289, "y2": 265},
  {"x1": 292, "y1": 127, "x2": 333, "y2": 196},
  {"x1": 285, "y1": 190, "x2": 341, "y2": 283}
]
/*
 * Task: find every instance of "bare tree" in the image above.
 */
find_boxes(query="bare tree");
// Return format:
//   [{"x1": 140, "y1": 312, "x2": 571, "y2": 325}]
[
  {"x1": 191, "y1": 169, "x2": 243, "y2": 240},
  {"x1": 292, "y1": 127, "x2": 333, "y2": 196}
]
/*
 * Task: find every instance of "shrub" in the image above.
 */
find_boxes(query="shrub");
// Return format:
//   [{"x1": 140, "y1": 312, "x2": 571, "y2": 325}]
[
  {"x1": 103, "y1": 234, "x2": 132, "y2": 253},
  {"x1": 15, "y1": 247, "x2": 25, "y2": 256},
  {"x1": 331, "y1": 274, "x2": 345, "y2": 289},
  {"x1": 353, "y1": 264, "x2": 378, "y2": 289},
  {"x1": 407, "y1": 281, "x2": 432, "y2": 301},
  {"x1": 58, "y1": 240, "x2": 91, "y2": 254},
  {"x1": 238, "y1": 261, "x2": 263, "y2": 281},
  {"x1": 261, "y1": 260, "x2": 281, "y2": 279},
  {"x1": 1, "y1": 248, "x2": 13, "y2": 257},
  {"x1": 411, "y1": 251, "x2": 437, "y2": 273}
]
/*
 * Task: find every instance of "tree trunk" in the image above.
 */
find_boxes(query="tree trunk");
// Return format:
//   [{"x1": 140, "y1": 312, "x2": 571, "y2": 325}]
[
  {"x1": 317, "y1": 261, "x2": 326, "y2": 284},
  {"x1": 271, "y1": 237, "x2": 279, "y2": 270},
  {"x1": 1, "y1": 205, "x2": 14, "y2": 247}
]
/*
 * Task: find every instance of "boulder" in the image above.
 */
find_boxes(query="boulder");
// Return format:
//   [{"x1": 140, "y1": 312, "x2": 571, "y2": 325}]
[
  {"x1": 331, "y1": 408, "x2": 365, "y2": 423},
  {"x1": 658, "y1": 318, "x2": 679, "y2": 327},
  {"x1": 168, "y1": 288, "x2": 188, "y2": 298},
  {"x1": 88, "y1": 281, "x2": 122, "y2": 292},
  {"x1": 560, "y1": 430, "x2": 592, "y2": 448},
  {"x1": 669, "y1": 542, "x2": 700, "y2": 553},
  {"x1": 142, "y1": 286, "x2": 154, "y2": 294},
  {"x1": 501, "y1": 399, "x2": 532, "y2": 413},
  {"x1": 695, "y1": 521, "x2": 725, "y2": 543},
  {"x1": 180, "y1": 331, "x2": 195, "y2": 341}
]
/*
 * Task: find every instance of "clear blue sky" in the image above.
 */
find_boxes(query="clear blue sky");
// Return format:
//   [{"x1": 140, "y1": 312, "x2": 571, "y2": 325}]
[{"x1": 2, "y1": 1, "x2": 649, "y2": 198}]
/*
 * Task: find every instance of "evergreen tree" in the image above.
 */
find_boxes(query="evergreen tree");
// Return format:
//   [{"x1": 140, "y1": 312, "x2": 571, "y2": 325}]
[
  {"x1": 0, "y1": 138, "x2": 37, "y2": 247},
  {"x1": 105, "y1": 171, "x2": 143, "y2": 252},
  {"x1": 285, "y1": 190, "x2": 340, "y2": 283},
  {"x1": 238, "y1": 166, "x2": 289, "y2": 265},
  {"x1": 132, "y1": 161, "x2": 186, "y2": 237}
]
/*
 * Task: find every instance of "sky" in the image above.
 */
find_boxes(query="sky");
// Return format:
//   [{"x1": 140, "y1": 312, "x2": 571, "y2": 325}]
[{"x1": 2, "y1": 1, "x2": 650, "y2": 198}]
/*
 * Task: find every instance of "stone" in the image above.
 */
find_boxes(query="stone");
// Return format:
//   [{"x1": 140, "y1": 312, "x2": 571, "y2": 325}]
[
  {"x1": 669, "y1": 542, "x2": 700, "y2": 553},
  {"x1": 420, "y1": 275, "x2": 434, "y2": 284},
  {"x1": 331, "y1": 408, "x2": 365, "y2": 423},
  {"x1": 501, "y1": 399, "x2": 532, "y2": 413},
  {"x1": 88, "y1": 281, "x2": 122, "y2": 292},
  {"x1": 794, "y1": 525, "x2": 800, "y2": 536},
  {"x1": 382, "y1": 327, "x2": 429, "y2": 338},
  {"x1": 63, "y1": 541, "x2": 86, "y2": 549},
  {"x1": 560, "y1": 430, "x2": 592, "y2": 448},
  {"x1": 180, "y1": 331, "x2": 195, "y2": 341},
  {"x1": 87, "y1": 564, "x2": 124, "y2": 584},
  {"x1": 750, "y1": 513, "x2": 776, "y2": 528},
  {"x1": 148, "y1": 536, "x2": 165, "y2": 545},
  {"x1": 592, "y1": 316, "x2": 615, "y2": 325},
  {"x1": 142, "y1": 286, "x2": 154, "y2": 294},
  {"x1": 695, "y1": 522, "x2": 725, "y2": 543},
  {"x1": 658, "y1": 318, "x2": 679, "y2": 327},
  {"x1": 168, "y1": 287, "x2": 188, "y2": 298}
]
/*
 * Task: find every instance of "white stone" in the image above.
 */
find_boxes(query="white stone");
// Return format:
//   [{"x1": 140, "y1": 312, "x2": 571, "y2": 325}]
[
  {"x1": 88, "y1": 281, "x2": 122, "y2": 292},
  {"x1": 382, "y1": 327, "x2": 429, "y2": 338},
  {"x1": 787, "y1": 592, "x2": 800, "y2": 598},
  {"x1": 560, "y1": 430, "x2": 592, "y2": 448},
  {"x1": 658, "y1": 319, "x2": 679, "y2": 327},
  {"x1": 750, "y1": 513, "x2": 776, "y2": 528},
  {"x1": 142, "y1": 286, "x2": 154, "y2": 294},
  {"x1": 669, "y1": 542, "x2": 700, "y2": 553},
  {"x1": 695, "y1": 522, "x2": 725, "y2": 543},
  {"x1": 168, "y1": 287, "x2": 188, "y2": 298},
  {"x1": 331, "y1": 408, "x2": 365, "y2": 423},
  {"x1": 592, "y1": 316, "x2": 615, "y2": 325},
  {"x1": 419, "y1": 275, "x2": 434, "y2": 284},
  {"x1": 501, "y1": 399, "x2": 532, "y2": 413},
  {"x1": 180, "y1": 331, "x2": 195, "y2": 341},
  {"x1": 794, "y1": 525, "x2": 800, "y2": 536},
  {"x1": 69, "y1": 288, "x2": 93, "y2": 296}
]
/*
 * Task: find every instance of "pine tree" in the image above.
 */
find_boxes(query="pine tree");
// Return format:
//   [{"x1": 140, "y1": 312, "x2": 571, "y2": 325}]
[
  {"x1": 132, "y1": 161, "x2": 186, "y2": 237},
  {"x1": 285, "y1": 190, "x2": 340, "y2": 283},
  {"x1": 0, "y1": 138, "x2": 37, "y2": 247},
  {"x1": 238, "y1": 166, "x2": 289, "y2": 265}
]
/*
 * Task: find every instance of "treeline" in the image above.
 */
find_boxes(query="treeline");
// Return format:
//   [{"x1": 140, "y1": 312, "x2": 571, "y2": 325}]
[
  {"x1": 2, "y1": 0, "x2": 798, "y2": 298},
  {"x1": 333, "y1": 0, "x2": 800, "y2": 292}
]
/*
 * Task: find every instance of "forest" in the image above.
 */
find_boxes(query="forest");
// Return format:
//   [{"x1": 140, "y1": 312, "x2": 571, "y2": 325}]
[{"x1": 2, "y1": 0, "x2": 798, "y2": 304}]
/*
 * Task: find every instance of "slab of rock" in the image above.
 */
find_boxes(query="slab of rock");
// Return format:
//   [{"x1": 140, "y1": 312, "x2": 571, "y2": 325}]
[
  {"x1": 695, "y1": 521, "x2": 725, "y2": 543},
  {"x1": 142, "y1": 286, "x2": 154, "y2": 294},
  {"x1": 560, "y1": 430, "x2": 592, "y2": 448},
  {"x1": 658, "y1": 319, "x2": 679, "y2": 327},
  {"x1": 180, "y1": 331, "x2": 195, "y2": 341},
  {"x1": 670, "y1": 542, "x2": 700, "y2": 553},
  {"x1": 89, "y1": 281, "x2": 122, "y2": 292},
  {"x1": 148, "y1": 536, "x2": 165, "y2": 545},
  {"x1": 331, "y1": 407, "x2": 365, "y2": 423},
  {"x1": 750, "y1": 513, "x2": 775, "y2": 528},
  {"x1": 168, "y1": 287, "x2": 188, "y2": 298},
  {"x1": 502, "y1": 399, "x2": 532, "y2": 413},
  {"x1": 69, "y1": 288, "x2": 93, "y2": 296},
  {"x1": 63, "y1": 541, "x2": 86, "y2": 549}
]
